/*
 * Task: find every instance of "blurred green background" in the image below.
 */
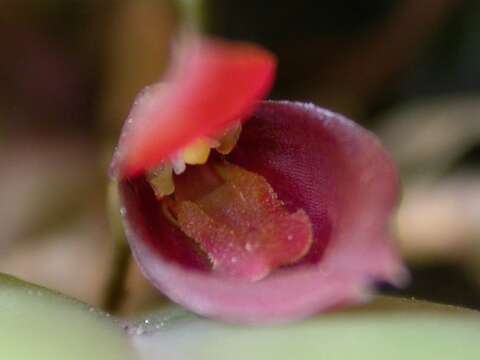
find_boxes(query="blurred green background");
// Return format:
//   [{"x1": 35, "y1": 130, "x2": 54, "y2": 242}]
[{"x1": 1, "y1": 0, "x2": 480, "y2": 314}]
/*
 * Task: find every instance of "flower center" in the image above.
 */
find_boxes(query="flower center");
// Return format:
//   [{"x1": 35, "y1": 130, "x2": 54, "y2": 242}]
[
  {"x1": 147, "y1": 126, "x2": 313, "y2": 281},
  {"x1": 147, "y1": 122, "x2": 242, "y2": 198}
]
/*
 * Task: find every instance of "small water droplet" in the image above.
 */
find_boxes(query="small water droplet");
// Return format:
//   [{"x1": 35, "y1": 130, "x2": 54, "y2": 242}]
[
  {"x1": 120, "y1": 208, "x2": 126, "y2": 216},
  {"x1": 287, "y1": 235, "x2": 293, "y2": 241},
  {"x1": 231, "y1": 256, "x2": 238, "y2": 263},
  {"x1": 144, "y1": 319, "x2": 150, "y2": 324}
]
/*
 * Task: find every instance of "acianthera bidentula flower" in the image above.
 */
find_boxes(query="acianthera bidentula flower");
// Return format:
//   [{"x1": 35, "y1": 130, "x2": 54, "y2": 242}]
[{"x1": 110, "y1": 36, "x2": 407, "y2": 324}]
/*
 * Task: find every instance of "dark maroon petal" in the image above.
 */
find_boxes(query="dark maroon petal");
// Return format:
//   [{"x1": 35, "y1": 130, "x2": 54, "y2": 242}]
[{"x1": 119, "y1": 101, "x2": 406, "y2": 324}]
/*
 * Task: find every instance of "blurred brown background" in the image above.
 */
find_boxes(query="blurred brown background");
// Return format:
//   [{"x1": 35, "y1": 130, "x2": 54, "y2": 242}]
[{"x1": 1, "y1": 0, "x2": 480, "y2": 314}]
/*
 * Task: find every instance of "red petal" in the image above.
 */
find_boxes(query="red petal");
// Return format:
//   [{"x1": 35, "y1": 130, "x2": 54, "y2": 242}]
[
  {"x1": 119, "y1": 101, "x2": 407, "y2": 324},
  {"x1": 111, "y1": 36, "x2": 276, "y2": 178}
]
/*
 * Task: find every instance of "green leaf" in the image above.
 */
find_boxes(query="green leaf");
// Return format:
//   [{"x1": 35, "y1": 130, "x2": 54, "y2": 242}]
[
  {"x1": 0, "y1": 273, "x2": 136, "y2": 360},
  {"x1": 130, "y1": 297, "x2": 480, "y2": 360}
]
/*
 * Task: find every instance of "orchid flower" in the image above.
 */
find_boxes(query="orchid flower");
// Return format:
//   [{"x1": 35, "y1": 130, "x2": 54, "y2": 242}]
[{"x1": 110, "y1": 36, "x2": 406, "y2": 324}]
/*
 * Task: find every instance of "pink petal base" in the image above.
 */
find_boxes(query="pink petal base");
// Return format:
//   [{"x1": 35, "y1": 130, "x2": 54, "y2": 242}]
[{"x1": 119, "y1": 101, "x2": 407, "y2": 324}]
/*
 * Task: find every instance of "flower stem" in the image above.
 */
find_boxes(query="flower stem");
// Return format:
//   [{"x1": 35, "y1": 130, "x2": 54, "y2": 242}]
[
  {"x1": 103, "y1": 239, "x2": 130, "y2": 313},
  {"x1": 103, "y1": 181, "x2": 131, "y2": 313}
]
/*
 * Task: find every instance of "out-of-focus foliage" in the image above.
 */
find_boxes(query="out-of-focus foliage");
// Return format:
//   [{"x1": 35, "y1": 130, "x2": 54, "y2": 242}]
[
  {"x1": 379, "y1": 96, "x2": 480, "y2": 178},
  {"x1": 378, "y1": 96, "x2": 480, "y2": 307},
  {"x1": 100, "y1": 0, "x2": 178, "y2": 139},
  {"x1": 130, "y1": 298, "x2": 480, "y2": 360},
  {"x1": 0, "y1": 134, "x2": 111, "y2": 306},
  {"x1": 3, "y1": 273, "x2": 480, "y2": 360},
  {"x1": 0, "y1": 273, "x2": 135, "y2": 360}
]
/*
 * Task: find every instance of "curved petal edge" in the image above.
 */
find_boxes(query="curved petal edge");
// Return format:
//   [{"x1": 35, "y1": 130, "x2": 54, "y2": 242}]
[{"x1": 118, "y1": 101, "x2": 407, "y2": 324}]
